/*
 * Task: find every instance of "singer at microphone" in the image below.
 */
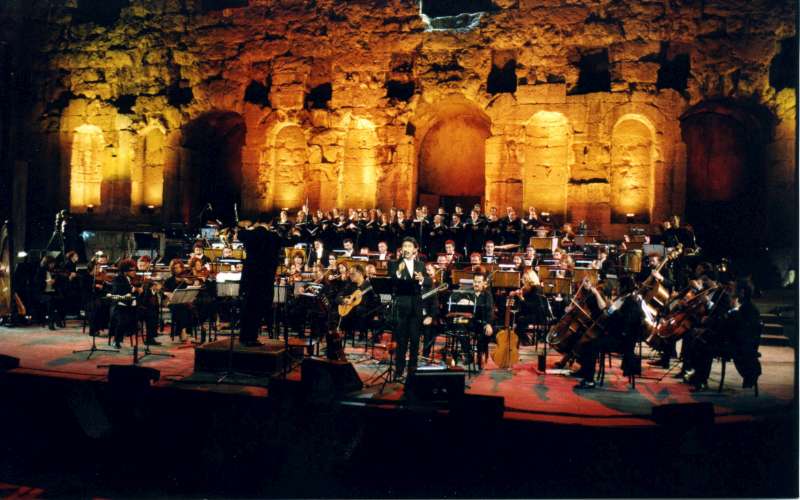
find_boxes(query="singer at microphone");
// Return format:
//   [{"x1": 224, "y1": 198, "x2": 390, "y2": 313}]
[{"x1": 388, "y1": 237, "x2": 431, "y2": 382}]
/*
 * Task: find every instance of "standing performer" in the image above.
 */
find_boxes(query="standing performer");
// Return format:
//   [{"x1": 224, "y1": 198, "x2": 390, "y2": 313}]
[
  {"x1": 237, "y1": 223, "x2": 281, "y2": 346},
  {"x1": 388, "y1": 237, "x2": 430, "y2": 381}
]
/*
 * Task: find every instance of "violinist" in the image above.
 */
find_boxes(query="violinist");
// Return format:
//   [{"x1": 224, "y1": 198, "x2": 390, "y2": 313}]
[
  {"x1": 86, "y1": 252, "x2": 111, "y2": 336},
  {"x1": 443, "y1": 240, "x2": 462, "y2": 266},
  {"x1": 511, "y1": 272, "x2": 549, "y2": 345},
  {"x1": 109, "y1": 259, "x2": 138, "y2": 349},
  {"x1": 287, "y1": 251, "x2": 306, "y2": 282},
  {"x1": 163, "y1": 258, "x2": 194, "y2": 343},
  {"x1": 134, "y1": 255, "x2": 161, "y2": 346},
  {"x1": 522, "y1": 246, "x2": 538, "y2": 267}
]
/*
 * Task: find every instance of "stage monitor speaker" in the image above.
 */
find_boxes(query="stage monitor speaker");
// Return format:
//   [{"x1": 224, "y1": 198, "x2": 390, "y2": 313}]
[
  {"x1": 652, "y1": 402, "x2": 714, "y2": 428},
  {"x1": 107, "y1": 364, "x2": 160, "y2": 391},
  {"x1": 0, "y1": 354, "x2": 20, "y2": 371},
  {"x1": 301, "y1": 358, "x2": 363, "y2": 401},
  {"x1": 406, "y1": 370, "x2": 465, "y2": 402}
]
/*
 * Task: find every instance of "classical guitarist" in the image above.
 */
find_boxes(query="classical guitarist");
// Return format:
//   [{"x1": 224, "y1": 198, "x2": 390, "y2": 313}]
[{"x1": 335, "y1": 263, "x2": 379, "y2": 347}]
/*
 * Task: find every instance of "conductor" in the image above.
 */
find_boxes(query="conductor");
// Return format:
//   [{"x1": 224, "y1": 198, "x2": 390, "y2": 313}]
[{"x1": 237, "y1": 223, "x2": 281, "y2": 346}]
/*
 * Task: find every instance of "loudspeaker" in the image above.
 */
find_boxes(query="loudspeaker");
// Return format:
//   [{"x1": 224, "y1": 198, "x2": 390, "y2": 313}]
[
  {"x1": 406, "y1": 370, "x2": 465, "y2": 402},
  {"x1": 652, "y1": 402, "x2": 715, "y2": 428},
  {"x1": 107, "y1": 364, "x2": 160, "y2": 391},
  {"x1": 0, "y1": 354, "x2": 20, "y2": 371},
  {"x1": 301, "y1": 358, "x2": 363, "y2": 400}
]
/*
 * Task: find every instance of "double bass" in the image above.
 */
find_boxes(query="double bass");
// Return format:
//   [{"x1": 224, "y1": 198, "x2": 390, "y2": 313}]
[{"x1": 492, "y1": 294, "x2": 519, "y2": 369}]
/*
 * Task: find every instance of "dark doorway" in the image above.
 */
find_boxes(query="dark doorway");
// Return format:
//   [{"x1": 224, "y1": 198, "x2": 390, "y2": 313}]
[
  {"x1": 180, "y1": 111, "x2": 246, "y2": 226},
  {"x1": 680, "y1": 101, "x2": 772, "y2": 265}
]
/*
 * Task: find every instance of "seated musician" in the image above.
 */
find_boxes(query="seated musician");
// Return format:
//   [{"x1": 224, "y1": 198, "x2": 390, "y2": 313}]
[
  {"x1": 468, "y1": 252, "x2": 483, "y2": 270},
  {"x1": 590, "y1": 248, "x2": 612, "y2": 281},
  {"x1": 190, "y1": 242, "x2": 212, "y2": 269},
  {"x1": 341, "y1": 238, "x2": 355, "y2": 258},
  {"x1": 86, "y1": 252, "x2": 111, "y2": 336},
  {"x1": 559, "y1": 223, "x2": 576, "y2": 248},
  {"x1": 522, "y1": 246, "x2": 538, "y2": 267},
  {"x1": 575, "y1": 276, "x2": 641, "y2": 389},
  {"x1": 421, "y1": 262, "x2": 442, "y2": 359},
  {"x1": 483, "y1": 240, "x2": 498, "y2": 263},
  {"x1": 135, "y1": 255, "x2": 161, "y2": 345},
  {"x1": 376, "y1": 241, "x2": 391, "y2": 261},
  {"x1": 162, "y1": 258, "x2": 194, "y2": 342},
  {"x1": 306, "y1": 239, "x2": 329, "y2": 270},
  {"x1": 471, "y1": 273, "x2": 495, "y2": 370},
  {"x1": 108, "y1": 259, "x2": 138, "y2": 349},
  {"x1": 511, "y1": 254, "x2": 525, "y2": 272},
  {"x1": 336, "y1": 263, "x2": 379, "y2": 344},
  {"x1": 511, "y1": 271, "x2": 549, "y2": 344},
  {"x1": 326, "y1": 253, "x2": 338, "y2": 270},
  {"x1": 288, "y1": 251, "x2": 306, "y2": 282},
  {"x1": 443, "y1": 240, "x2": 462, "y2": 265},
  {"x1": 554, "y1": 276, "x2": 607, "y2": 370}
]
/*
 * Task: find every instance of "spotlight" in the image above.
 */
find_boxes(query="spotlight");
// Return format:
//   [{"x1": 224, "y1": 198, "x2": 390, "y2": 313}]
[
  {"x1": 95, "y1": 250, "x2": 104, "y2": 256},
  {"x1": 626, "y1": 213, "x2": 635, "y2": 224},
  {"x1": 16, "y1": 251, "x2": 27, "y2": 258},
  {"x1": 86, "y1": 204, "x2": 95, "y2": 213},
  {"x1": 142, "y1": 204, "x2": 156, "y2": 214}
]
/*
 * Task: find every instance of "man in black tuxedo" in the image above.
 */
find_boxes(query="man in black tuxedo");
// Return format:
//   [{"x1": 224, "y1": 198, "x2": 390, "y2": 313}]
[
  {"x1": 306, "y1": 239, "x2": 329, "y2": 270},
  {"x1": 388, "y1": 237, "x2": 431, "y2": 381},
  {"x1": 109, "y1": 259, "x2": 138, "y2": 349},
  {"x1": 237, "y1": 224, "x2": 281, "y2": 346}
]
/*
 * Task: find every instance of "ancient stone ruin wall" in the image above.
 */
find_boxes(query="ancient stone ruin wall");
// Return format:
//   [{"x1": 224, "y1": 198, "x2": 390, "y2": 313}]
[{"x1": 13, "y1": 0, "x2": 798, "y2": 236}]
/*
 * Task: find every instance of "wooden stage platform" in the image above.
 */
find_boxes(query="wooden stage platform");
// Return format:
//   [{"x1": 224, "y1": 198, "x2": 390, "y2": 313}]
[{"x1": 0, "y1": 320, "x2": 794, "y2": 428}]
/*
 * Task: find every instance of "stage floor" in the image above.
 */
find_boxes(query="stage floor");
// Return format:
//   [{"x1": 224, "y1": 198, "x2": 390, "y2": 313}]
[{"x1": 0, "y1": 321, "x2": 795, "y2": 428}]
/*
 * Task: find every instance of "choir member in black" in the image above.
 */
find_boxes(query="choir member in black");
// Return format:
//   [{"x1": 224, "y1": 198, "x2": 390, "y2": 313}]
[
  {"x1": 471, "y1": 273, "x2": 495, "y2": 370},
  {"x1": 503, "y1": 207, "x2": 522, "y2": 247},
  {"x1": 35, "y1": 256, "x2": 64, "y2": 330},
  {"x1": 305, "y1": 213, "x2": 322, "y2": 242},
  {"x1": 336, "y1": 263, "x2": 379, "y2": 343},
  {"x1": 486, "y1": 207, "x2": 503, "y2": 245},
  {"x1": 306, "y1": 239, "x2": 329, "y2": 270},
  {"x1": 388, "y1": 237, "x2": 430, "y2": 380},
  {"x1": 108, "y1": 259, "x2": 138, "y2": 349},
  {"x1": 575, "y1": 277, "x2": 639, "y2": 389},
  {"x1": 421, "y1": 262, "x2": 441, "y2": 358},
  {"x1": 377, "y1": 213, "x2": 395, "y2": 251},
  {"x1": 465, "y1": 209, "x2": 485, "y2": 254},
  {"x1": 521, "y1": 206, "x2": 540, "y2": 242},
  {"x1": 511, "y1": 274, "x2": 549, "y2": 345},
  {"x1": 135, "y1": 255, "x2": 161, "y2": 345},
  {"x1": 395, "y1": 209, "x2": 414, "y2": 241},
  {"x1": 237, "y1": 224, "x2": 282, "y2": 346},
  {"x1": 427, "y1": 214, "x2": 448, "y2": 256},
  {"x1": 320, "y1": 215, "x2": 338, "y2": 250},
  {"x1": 162, "y1": 259, "x2": 193, "y2": 342},
  {"x1": 275, "y1": 210, "x2": 293, "y2": 240},
  {"x1": 450, "y1": 214, "x2": 465, "y2": 254}
]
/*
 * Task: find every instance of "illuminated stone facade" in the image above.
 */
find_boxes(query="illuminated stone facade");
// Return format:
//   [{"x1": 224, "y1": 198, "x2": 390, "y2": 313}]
[{"x1": 2, "y1": 0, "x2": 797, "y2": 238}]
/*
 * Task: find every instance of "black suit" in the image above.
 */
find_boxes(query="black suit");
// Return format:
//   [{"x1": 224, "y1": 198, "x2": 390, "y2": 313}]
[
  {"x1": 109, "y1": 274, "x2": 136, "y2": 346},
  {"x1": 306, "y1": 248, "x2": 330, "y2": 269},
  {"x1": 238, "y1": 227, "x2": 281, "y2": 343},
  {"x1": 388, "y1": 258, "x2": 430, "y2": 377}
]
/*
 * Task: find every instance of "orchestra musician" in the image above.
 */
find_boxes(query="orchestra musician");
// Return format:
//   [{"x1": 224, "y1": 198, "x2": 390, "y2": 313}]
[
  {"x1": 35, "y1": 255, "x2": 64, "y2": 330},
  {"x1": 471, "y1": 272, "x2": 495, "y2": 370},
  {"x1": 388, "y1": 237, "x2": 430, "y2": 381},
  {"x1": 483, "y1": 240, "x2": 498, "y2": 263},
  {"x1": 190, "y1": 242, "x2": 212, "y2": 269},
  {"x1": 421, "y1": 262, "x2": 441, "y2": 359},
  {"x1": 306, "y1": 239, "x2": 330, "y2": 270},
  {"x1": 162, "y1": 258, "x2": 194, "y2": 343},
  {"x1": 511, "y1": 271, "x2": 549, "y2": 345},
  {"x1": 135, "y1": 255, "x2": 161, "y2": 345},
  {"x1": 335, "y1": 263, "x2": 379, "y2": 345},
  {"x1": 376, "y1": 241, "x2": 391, "y2": 261},
  {"x1": 108, "y1": 259, "x2": 138, "y2": 349},
  {"x1": 443, "y1": 240, "x2": 462, "y2": 266}
]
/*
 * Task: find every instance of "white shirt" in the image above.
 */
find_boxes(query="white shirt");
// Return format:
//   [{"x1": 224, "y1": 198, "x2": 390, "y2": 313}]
[{"x1": 403, "y1": 258, "x2": 415, "y2": 279}]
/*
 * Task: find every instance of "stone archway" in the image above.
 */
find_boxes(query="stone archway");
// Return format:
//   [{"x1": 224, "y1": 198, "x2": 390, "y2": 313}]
[
  {"x1": 180, "y1": 111, "x2": 246, "y2": 224},
  {"x1": 268, "y1": 123, "x2": 308, "y2": 210},
  {"x1": 610, "y1": 115, "x2": 655, "y2": 223},
  {"x1": 340, "y1": 116, "x2": 379, "y2": 209},
  {"x1": 414, "y1": 98, "x2": 491, "y2": 211},
  {"x1": 680, "y1": 100, "x2": 773, "y2": 258}
]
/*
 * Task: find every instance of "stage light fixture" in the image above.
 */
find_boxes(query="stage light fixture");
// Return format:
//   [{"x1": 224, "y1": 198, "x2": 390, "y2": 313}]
[
  {"x1": 86, "y1": 204, "x2": 95, "y2": 213},
  {"x1": 626, "y1": 212, "x2": 635, "y2": 224}
]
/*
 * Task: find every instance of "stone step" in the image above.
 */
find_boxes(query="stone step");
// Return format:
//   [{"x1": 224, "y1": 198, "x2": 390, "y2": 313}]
[{"x1": 762, "y1": 333, "x2": 792, "y2": 347}]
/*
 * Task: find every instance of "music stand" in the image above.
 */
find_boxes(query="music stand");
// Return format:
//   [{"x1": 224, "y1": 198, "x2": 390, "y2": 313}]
[
  {"x1": 73, "y1": 298, "x2": 120, "y2": 360},
  {"x1": 168, "y1": 287, "x2": 201, "y2": 348}
]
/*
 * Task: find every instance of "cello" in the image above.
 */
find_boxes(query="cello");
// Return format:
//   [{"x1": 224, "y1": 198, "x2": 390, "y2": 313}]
[{"x1": 492, "y1": 294, "x2": 519, "y2": 369}]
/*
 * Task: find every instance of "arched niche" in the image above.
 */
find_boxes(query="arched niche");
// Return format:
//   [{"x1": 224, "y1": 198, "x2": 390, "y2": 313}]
[
  {"x1": 417, "y1": 102, "x2": 490, "y2": 210},
  {"x1": 680, "y1": 100, "x2": 774, "y2": 257},
  {"x1": 611, "y1": 115, "x2": 654, "y2": 223},
  {"x1": 132, "y1": 125, "x2": 166, "y2": 210},
  {"x1": 523, "y1": 111, "x2": 571, "y2": 217},
  {"x1": 180, "y1": 111, "x2": 246, "y2": 224},
  {"x1": 269, "y1": 124, "x2": 308, "y2": 210},
  {"x1": 341, "y1": 117, "x2": 378, "y2": 209},
  {"x1": 69, "y1": 124, "x2": 105, "y2": 212}
]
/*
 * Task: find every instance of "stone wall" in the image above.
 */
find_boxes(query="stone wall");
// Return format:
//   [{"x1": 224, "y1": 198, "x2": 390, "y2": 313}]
[{"x1": 2, "y1": 0, "x2": 797, "y2": 238}]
